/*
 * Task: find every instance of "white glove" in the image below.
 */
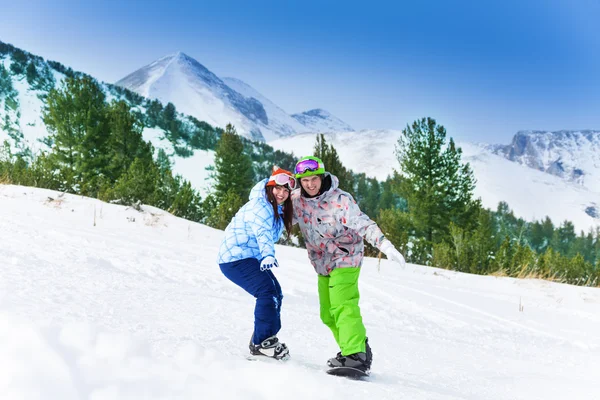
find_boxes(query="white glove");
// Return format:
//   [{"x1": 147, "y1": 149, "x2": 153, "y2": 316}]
[
  {"x1": 380, "y1": 239, "x2": 406, "y2": 268},
  {"x1": 260, "y1": 256, "x2": 279, "y2": 271}
]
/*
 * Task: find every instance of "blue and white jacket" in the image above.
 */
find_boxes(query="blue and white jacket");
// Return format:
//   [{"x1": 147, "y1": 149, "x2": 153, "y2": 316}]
[{"x1": 217, "y1": 179, "x2": 285, "y2": 264}]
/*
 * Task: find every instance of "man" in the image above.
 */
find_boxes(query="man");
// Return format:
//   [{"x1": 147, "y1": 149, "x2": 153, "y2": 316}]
[{"x1": 291, "y1": 156, "x2": 405, "y2": 373}]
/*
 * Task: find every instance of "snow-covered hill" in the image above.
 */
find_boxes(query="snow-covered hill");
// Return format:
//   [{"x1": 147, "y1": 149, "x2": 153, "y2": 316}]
[
  {"x1": 116, "y1": 52, "x2": 269, "y2": 141},
  {"x1": 291, "y1": 108, "x2": 354, "y2": 133},
  {"x1": 269, "y1": 131, "x2": 600, "y2": 232},
  {"x1": 116, "y1": 52, "x2": 352, "y2": 141},
  {"x1": 1, "y1": 184, "x2": 599, "y2": 399},
  {"x1": 269, "y1": 130, "x2": 398, "y2": 180},
  {"x1": 0, "y1": 49, "x2": 214, "y2": 197},
  {"x1": 222, "y1": 77, "x2": 307, "y2": 137},
  {"x1": 489, "y1": 130, "x2": 600, "y2": 193},
  {"x1": 2, "y1": 42, "x2": 599, "y2": 232}
]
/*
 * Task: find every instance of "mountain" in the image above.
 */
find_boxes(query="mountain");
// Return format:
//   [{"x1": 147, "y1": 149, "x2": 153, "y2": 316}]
[
  {"x1": 116, "y1": 53, "x2": 352, "y2": 141},
  {"x1": 0, "y1": 43, "x2": 217, "y2": 196},
  {"x1": 116, "y1": 52, "x2": 269, "y2": 141},
  {"x1": 269, "y1": 130, "x2": 600, "y2": 232},
  {"x1": 269, "y1": 130, "x2": 398, "y2": 179},
  {"x1": 2, "y1": 41, "x2": 599, "y2": 231},
  {"x1": 2, "y1": 184, "x2": 599, "y2": 399},
  {"x1": 222, "y1": 77, "x2": 307, "y2": 136},
  {"x1": 291, "y1": 108, "x2": 354, "y2": 132},
  {"x1": 488, "y1": 130, "x2": 600, "y2": 193}
]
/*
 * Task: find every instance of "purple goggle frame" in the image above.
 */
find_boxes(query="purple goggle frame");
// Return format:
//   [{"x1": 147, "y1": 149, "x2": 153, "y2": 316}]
[{"x1": 295, "y1": 158, "x2": 321, "y2": 175}]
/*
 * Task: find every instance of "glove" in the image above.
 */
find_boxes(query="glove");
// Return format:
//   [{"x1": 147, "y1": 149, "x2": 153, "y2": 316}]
[
  {"x1": 260, "y1": 256, "x2": 279, "y2": 271},
  {"x1": 380, "y1": 239, "x2": 406, "y2": 268}
]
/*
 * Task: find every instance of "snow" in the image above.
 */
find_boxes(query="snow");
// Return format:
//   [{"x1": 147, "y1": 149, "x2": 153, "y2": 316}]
[
  {"x1": 116, "y1": 53, "x2": 354, "y2": 142},
  {"x1": 269, "y1": 129, "x2": 399, "y2": 181},
  {"x1": 142, "y1": 127, "x2": 215, "y2": 198},
  {"x1": 1, "y1": 184, "x2": 599, "y2": 399},
  {"x1": 291, "y1": 109, "x2": 354, "y2": 133},
  {"x1": 222, "y1": 77, "x2": 307, "y2": 137},
  {"x1": 120, "y1": 53, "x2": 257, "y2": 140},
  {"x1": 494, "y1": 130, "x2": 600, "y2": 193},
  {"x1": 0, "y1": 61, "x2": 52, "y2": 154},
  {"x1": 12, "y1": 79, "x2": 49, "y2": 151},
  {"x1": 461, "y1": 142, "x2": 600, "y2": 231},
  {"x1": 269, "y1": 131, "x2": 600, "y2": 232}
]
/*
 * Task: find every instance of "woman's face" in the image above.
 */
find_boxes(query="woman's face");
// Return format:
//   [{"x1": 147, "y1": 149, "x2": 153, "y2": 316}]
[{"x1": 272, "y1": 185, "x2": 290, "y2": 204}]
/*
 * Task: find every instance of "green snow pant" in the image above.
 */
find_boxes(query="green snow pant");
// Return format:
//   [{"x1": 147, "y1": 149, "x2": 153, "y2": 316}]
[{"x1": 318, "y1": 267, "x2": 366, "y2": 356}]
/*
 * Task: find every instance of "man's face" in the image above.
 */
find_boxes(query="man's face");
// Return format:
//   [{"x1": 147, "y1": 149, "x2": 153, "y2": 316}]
[{"x1": 300, "y1": 175, "x2": 322, "y2": 197}]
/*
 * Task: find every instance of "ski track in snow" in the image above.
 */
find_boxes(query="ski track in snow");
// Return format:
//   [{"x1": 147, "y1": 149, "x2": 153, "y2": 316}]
[{"x1": 1, "y1": 184, "x2": 599, "y2": 400}]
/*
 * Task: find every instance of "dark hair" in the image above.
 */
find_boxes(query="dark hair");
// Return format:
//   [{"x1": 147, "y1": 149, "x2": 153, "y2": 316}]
[{"x1": 265, "y1": 186, "x2": 293, "y2": 236}]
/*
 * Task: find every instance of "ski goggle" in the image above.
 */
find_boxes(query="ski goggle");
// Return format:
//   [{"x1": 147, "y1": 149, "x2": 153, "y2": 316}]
[
  {"x1": 294, "y1": 158, "x2": 323, "y2": 175},
  {"x1": 269, "y1": 173, "x2": 297, "y2": 189}
]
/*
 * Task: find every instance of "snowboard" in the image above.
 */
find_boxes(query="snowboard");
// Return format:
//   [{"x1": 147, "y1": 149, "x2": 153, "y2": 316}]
[
  {"x1": 326, "y1": 366, "x2": 370, "y2": 379},
  {"x1": 246, "y1": 353, "x2": 290, "y2": 362}
]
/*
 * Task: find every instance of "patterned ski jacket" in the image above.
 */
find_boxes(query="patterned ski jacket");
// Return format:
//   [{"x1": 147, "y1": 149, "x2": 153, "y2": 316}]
[
  {"x1": 218, "y1": 179, "x2": 285, "y2": 264},
  {"x1": 292, "y1": 173, "x2": 386, "y2": 276}
]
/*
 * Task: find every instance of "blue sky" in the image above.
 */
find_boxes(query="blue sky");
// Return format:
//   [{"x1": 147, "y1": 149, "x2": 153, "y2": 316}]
[{"x1": 1, "y1": 0, "x2": 598, "y2": 143}]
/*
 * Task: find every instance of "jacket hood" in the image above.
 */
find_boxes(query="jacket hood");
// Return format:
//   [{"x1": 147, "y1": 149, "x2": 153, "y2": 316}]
[
  {"x1": 324, "y1": 173, "x2": 339, "y2": 193},
  {"x1": 249, "y1": 178, "x2": 269, "y2": 201}
]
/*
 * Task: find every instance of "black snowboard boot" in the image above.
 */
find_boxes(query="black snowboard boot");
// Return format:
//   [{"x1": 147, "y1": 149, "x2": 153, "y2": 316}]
[
  {"x1": 249, "y1": 335, "x2": 289, "y2": 360},
  {"x1": 327, "y1": 338, "x2": 372, "y2": 372}
]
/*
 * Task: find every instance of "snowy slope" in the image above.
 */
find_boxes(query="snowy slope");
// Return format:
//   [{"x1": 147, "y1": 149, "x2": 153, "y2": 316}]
[
  {"x1": 490, "y1": 130, "x2": 600, "y2": 193},
  {"x1": 269, "y1": 131, "x2": 600, "y2": 232},
  {"x1": 461, "y1": 142, "x2": 600, "y2": 231},
  {"x1": 0, "y1": 52, "x2": 213, "y2": 197},
  {"x1": 0, "y1": 57, "x2": 54, "y2": 154},
  {"x1": 116, "y1": 52, "x2": 268, "y2": 141},
  {"x1": 142, "y1": 127, "x2": 215, "y2": 197},
  {"x1": 269, "y1": 130, "x2": 399, "y2": 180},
  {"x1": 1, "y1": 184, "x2": 599, "y2": 400},
  {"x1": 222, "y1": 77, "x2": 307, "y2": 137},
  {"x1": 116, "y1": 52, "x2": 354, "y2": 141},
  {"x1": 291, "y1": 109, "x2": 354, "y2": 132}
]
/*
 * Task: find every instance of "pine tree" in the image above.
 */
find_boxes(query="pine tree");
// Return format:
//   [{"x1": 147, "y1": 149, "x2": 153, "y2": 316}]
[
  {"x1": 377, "y1": 208, "x2": 410, "y2": 258},
  {"x1": 213, "y1": 124, "x2": 254, "y2": 201},
  {"x1": 26, "y1": 62, "x2": 38, "y2": 85},
  {"x1": 206, "y1": 189, "x2": 245, "y2": 230},
  {"x1": 43, "y1": 76, "x2": 108, "y2": 194},
  {"x1": 169, "y1": 180, "x2": 203, "y2": 222},
  {"x1": 510, "y1": 243, "x2": 536, "y2": 277},
  {"x1": 469, "y1": 208, "x2": 496, "y2": 274},
  {"x1": 364, "y1": 178, "x2": 381, "y2": 218},
  {"x1": 155, "y1": 148, "x2": 172, "y2": 173},
  {"x1": 106, "y1": 100, "x2": 151, "y2": 182},
  {"x1": 109, "y1": 157, "x2": 160, "y2": 205},
  {"x1": 551, "y1": 221, "x2": 576, "y2": 256},
  {"x1": 494, "y1": 236, "x2": 513, "y2": 274},
  {"x1": 395, "y1": 117, "x2": 479, "y2": 248},
  {"x1": 313, "y1": 134, "x2": 353, "y2": 193}
]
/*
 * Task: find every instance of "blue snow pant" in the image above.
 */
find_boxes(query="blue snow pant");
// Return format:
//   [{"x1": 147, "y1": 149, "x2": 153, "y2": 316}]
[{"x1": 219, "y1": 258, "x2": 283, "y2": 345}]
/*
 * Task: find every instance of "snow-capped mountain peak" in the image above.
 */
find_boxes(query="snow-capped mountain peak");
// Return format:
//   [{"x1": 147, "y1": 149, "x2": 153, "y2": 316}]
[
  {"x1": 268, "y1": 130, "x2": 600, "y2": 232},
  {"x1": 222, "y1": 77, "x2": 306, "y2": 137},
  {"x1": 116, "y1": 53, "x2": 353, "y2": 141},
  {"x1": 489, "y1": 130, "x2": 600, "y2": 193},
  {"x1": 291, "y1": 108, "x2": 354, "y2": 132},
  {"x1": 116, "y1": 52, "x2": 268, "y2": 141}
]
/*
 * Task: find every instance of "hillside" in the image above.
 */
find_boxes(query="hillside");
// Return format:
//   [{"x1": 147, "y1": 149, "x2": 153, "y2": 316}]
[{"x1": 1, "y1": 184, "x2": 599, "y2": 399}]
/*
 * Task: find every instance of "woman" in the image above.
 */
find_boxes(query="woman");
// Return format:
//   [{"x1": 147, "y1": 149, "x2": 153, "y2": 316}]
[{"x1": 217, "y1": 166, "x2": 296, "y2": 360}]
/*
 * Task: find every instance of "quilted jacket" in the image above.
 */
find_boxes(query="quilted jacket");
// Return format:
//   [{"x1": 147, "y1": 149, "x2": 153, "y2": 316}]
[
  {"x1": 292, "y1": 173, "x2": 386, "y2": 276},
  {"x1": 218, "y1": 179, "x2": 284, "y2": 264}
]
